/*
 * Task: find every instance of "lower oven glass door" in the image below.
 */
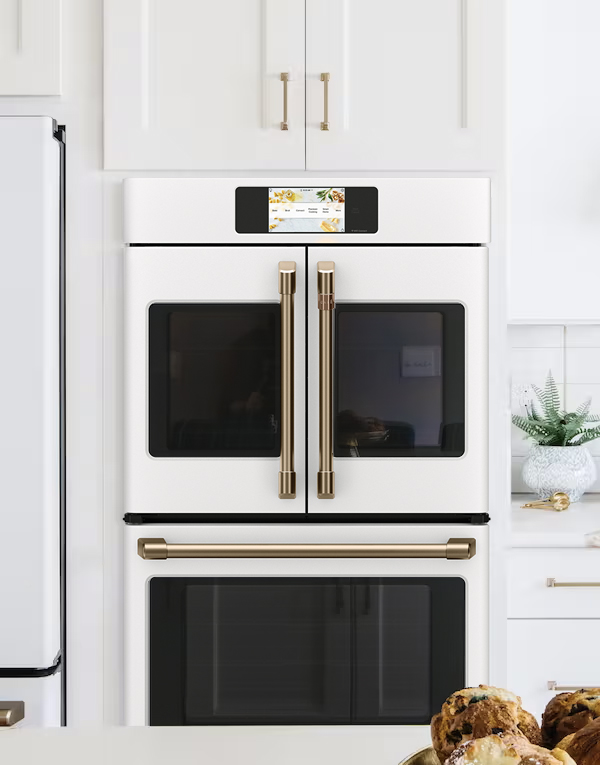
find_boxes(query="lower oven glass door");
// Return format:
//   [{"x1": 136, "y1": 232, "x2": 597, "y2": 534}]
[{"x1": 148, "y1": 576, "x2": 465, "y2": 726}]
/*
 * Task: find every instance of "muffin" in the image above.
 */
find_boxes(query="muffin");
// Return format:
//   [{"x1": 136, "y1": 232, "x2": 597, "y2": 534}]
[
  {"x1": 541, "y1": 688, "x2": 600, "y2": 747},
  {"x1": 446, "y1": 734, "x2": 576, "y2": 765},
  {"x1": 431, "y1": 686, "x2": 542, "y2": 763},
  {"x1": 556, "y1": 715, "x2": 600, "y2": 764}
]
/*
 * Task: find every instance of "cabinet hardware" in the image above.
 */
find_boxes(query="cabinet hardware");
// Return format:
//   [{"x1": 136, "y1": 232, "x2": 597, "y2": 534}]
[
  {"x1": 278, "y1": 262, "x2": 296, "y2": 498},
  {"x1": 317, "y1": 261, "x2": 335, "y2": 498},
  {"x1": 280, "y1": 73, "x2": 289, "y2": 131},
  {"x1": 0, "y1": 702, "x2": 24, "y2": 727},
  {"x1": 548, "y1": 681, "x2": 599, "y2": 692},
  {"x1": 547, "y1": 578, "x2": 600, "y2": 588},
  {"x1": 137, "y1": 538, "x2": 476, "y2": 560},
  {"x1": 320, "y1": 73, "x2": 330, "y2": 131}
]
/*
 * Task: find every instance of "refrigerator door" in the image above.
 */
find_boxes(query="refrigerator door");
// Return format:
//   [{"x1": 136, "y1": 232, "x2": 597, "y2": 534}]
[{"x1": 0, "y1": 117, "x2": 61, "y2": 669}]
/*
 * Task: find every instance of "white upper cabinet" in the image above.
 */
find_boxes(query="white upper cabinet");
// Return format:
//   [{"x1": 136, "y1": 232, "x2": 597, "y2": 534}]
[
  {"x1": 104, "y1": 0, "x2": 306, "y2": 170},
  {"x1": 0, "y1": 0, "x2": 61, "y2": 95},
  {"x1": 509, "y1": 0, "x2": 600, "y2": 322},
  {"x1": 305, "y1": 0, "x2": 504, "y2": 171}
]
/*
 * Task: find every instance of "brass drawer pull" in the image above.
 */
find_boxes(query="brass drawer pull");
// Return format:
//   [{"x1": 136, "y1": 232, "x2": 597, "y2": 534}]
[
  {"x1": 138, "y1": 538, "x2": 476, "y2": 560},
  {"x1": 278, "y1": 262, "x2": 296, "y2": 498},
  {"x1": 317, "y1": 261, "x2": 335, "y2": 498},
  {"x1": 280, "y1": 73, "x2": 289, "y2": 131},
  {"x1": 320, "y1": 72, "x2": 330, "y2": 131},
  {"x1": 0, "y1": 702, "x2": 24, "y2": 727},
  {"x1": 547, "y1": 578, "x2": 600, "y2": 588},
  {"x1": 548, "y1": 681, "x2": 599, "y2": 692}
]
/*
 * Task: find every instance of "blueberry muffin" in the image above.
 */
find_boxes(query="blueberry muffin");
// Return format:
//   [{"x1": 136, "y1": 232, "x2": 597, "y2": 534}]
[
  {"x1": 541, "y1": 688, "x2": 600, "y2": 747},
  {"x1": 431, "y1": 686, "x2": 542, "y2": 763},
  {"x1": 556, "y1": 715, "x2": 600, "y2": 765},
  {"x1": 447, "y1": 734, "x2": 576, "y2": 765}
]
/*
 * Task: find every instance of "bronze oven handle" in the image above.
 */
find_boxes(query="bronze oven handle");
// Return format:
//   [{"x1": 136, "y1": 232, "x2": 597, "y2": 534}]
[
  {"x1": 138, "y1": 538, "x2": 476, "y2": 560},
  {"x1": 0, "y1": 702, "x2": 24, "y2": 727},
  {"x1": 317, "y1": 261, "x2": 335, "y2": 498},
  {"x1": 279, "y1": 262, "x2": 296, "y2": 498}
]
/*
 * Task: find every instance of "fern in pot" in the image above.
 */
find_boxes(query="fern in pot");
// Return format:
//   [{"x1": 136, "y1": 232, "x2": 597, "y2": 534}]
[{"x1": 513, "y1": 372, "x2": 600, "y2": 502}]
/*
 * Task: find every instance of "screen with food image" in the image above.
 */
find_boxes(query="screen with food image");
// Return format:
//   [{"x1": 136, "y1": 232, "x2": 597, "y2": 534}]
[{"x1": 268, "y1": 187, "x2": 345, "y2": 233}]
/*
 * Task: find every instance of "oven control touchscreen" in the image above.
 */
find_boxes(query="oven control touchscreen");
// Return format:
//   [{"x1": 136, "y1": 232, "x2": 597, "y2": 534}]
[{"x1": 268, "y1": 188, "x2": 345, "y2": 233}]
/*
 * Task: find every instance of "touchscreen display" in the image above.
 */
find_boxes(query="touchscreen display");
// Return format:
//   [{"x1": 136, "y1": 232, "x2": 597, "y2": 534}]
[{"x1": 268, "y1": 187, "x2": 345, "y2": 233}]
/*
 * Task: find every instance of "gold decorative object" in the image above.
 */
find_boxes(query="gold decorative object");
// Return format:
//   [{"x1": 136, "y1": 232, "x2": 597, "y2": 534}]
[
  {"x1": 398, "y1": 747, "x2": 440, "y2": 765},
  {"x1": 521, "y1": 491, "x2": 571, "y2": 512}
]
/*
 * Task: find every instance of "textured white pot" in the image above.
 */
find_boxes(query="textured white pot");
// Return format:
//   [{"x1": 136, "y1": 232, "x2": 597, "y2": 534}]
[{"x1": 522, "y1": 444, "x2": 597, "y2": 503}]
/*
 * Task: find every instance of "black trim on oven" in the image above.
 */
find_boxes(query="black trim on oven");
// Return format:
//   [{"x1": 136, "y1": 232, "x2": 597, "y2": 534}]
[
  {"x1": 124, "y1": 512, "x2": 490, "y2": 525},
  {"x1": 0, "y1": 654, "x2": 61, "y2": 679}
]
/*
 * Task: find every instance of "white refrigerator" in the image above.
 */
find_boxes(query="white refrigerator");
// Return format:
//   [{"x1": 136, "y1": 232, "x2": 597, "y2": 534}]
[{"x1": 0, "y1": 116, "x2": 65, "y2": 727}]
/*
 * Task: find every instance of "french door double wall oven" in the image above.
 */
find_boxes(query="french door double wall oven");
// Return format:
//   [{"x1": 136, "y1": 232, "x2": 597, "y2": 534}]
[{"x1": 124, "y1": 178, "x2": 490, "y2": 516}]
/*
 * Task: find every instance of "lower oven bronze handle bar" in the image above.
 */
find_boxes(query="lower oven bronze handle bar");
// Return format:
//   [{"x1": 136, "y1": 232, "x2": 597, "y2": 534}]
[
  {"x1": 279, "y1": 262, "x2": 296, "y2": 498},
  {"x1": 138, "y1": 538, "x2": 476, "y2": 560},
  {"x1": 317, "y1": 261, "x2": 335, "y2": 499}
]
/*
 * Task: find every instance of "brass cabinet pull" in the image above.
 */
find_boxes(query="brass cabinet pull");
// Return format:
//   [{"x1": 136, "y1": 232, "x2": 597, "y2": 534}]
[
  {"x1": 320, "y1": 72, "x2": 330, "y2": 131},
  {"x1": 0, "y1": 702, "x2": 24, "y2": 727},
  {"x1": 278, "y1": 262, "x2": 296, "y2": 498},
  {"x1": 547, "y1": 578, "x2": 600, "y2": 588},
  {"x1": 280, "y1": 73, "x2": 289, "y2": 131},
  {"x1": 317, "y1": 261, "x2": 335, "y2": 499},
  {"x1": 138, "y1": 538, "x2": 476, "y2": 560},
  {"x1": 548, "y1": 681, "x2": 599, "y2": 692}
]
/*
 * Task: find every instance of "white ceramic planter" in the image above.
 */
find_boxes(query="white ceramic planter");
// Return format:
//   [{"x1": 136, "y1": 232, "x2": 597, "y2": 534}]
[{"x1": 522, "y1": 444, "x2": 597, "y2": 503}]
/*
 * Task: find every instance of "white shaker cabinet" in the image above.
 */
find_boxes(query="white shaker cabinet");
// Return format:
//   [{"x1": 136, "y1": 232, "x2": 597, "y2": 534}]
[
  {"x1": 104, "y1": 0, "x2": 305, "y2": 170},
  {"x1": 0, "y1": 0, "x2": 61, "y2": 95},
  {"x1": 306, "y1": 0, "x2": 505, "y2": 171}
]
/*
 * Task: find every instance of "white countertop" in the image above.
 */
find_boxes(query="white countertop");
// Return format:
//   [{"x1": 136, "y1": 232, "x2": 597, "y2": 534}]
[
  {"x1": 0, "y1": 726, "x2": 431, "y2": 765},
  {"x1": 512, "y1": 493, "x2": 600, "y2": 547}
]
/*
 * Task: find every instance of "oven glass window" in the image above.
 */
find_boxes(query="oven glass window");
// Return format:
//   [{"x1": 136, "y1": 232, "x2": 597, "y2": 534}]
[
  {"x1": 335, "y1": 304, "x2": 465, "y2": 457},
  {"x1": 148, "y1": 304, "x2": 280, "y2": 457},
  {"x1": 149, "y1": 577, "x2": 465, "y2": 726}
]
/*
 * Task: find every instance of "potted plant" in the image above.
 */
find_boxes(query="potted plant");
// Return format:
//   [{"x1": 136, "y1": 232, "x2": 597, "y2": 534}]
[{"x1": 513, "y1": 372, "x2": 600, "y2": 502}]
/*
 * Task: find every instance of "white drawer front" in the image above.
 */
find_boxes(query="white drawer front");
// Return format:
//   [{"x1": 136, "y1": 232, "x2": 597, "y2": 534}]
[
  {"x1": 508, "y1": 548, "x2": 600, "y2": 618},
  {"x1": 508, "y1": 620, "x2": 600, "y2": 723},
  {"x1": 0, "y1": 675, "x2": 61, "y2": 728}
]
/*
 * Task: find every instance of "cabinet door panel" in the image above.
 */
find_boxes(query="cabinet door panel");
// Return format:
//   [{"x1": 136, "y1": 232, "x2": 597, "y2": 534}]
[
  {"x1": 105, "y1": 0, "x2": 305, "y2": 169},
  {"x1": 306, "y1": 0, "x2": 503, "y2": 170},
  {"x1": 0, "y1": 0, "x2": 61, "y2": 95}
]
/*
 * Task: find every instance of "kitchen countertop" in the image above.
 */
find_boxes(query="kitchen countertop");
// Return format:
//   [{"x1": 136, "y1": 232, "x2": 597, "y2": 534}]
[
  {"x1": 0, "y1": 726, "x2": 431, "y2": 765},
  {"x1": 512, "y1": 493, "x2": 600, "y2": 547}
]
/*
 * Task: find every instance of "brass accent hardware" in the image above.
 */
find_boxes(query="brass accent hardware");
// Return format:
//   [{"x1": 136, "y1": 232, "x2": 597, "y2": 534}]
[
  {"x1": 278, "y1": 261, "x2": 296, "y2": 498},
  {"x1": 280, "y1": 73, "x2": 289, "y2": 131},
  {"x1": 0, "y1": 702, "x2": 24, "y2": 727},
  {"x1": 320, "y1": 72, "x2": 330, "y2": 130},
  {"x1": 547, "y1": 578, "x2": 600, "y2": 588},
  {"x1": 521, "y1": 492, "x2": 570, "y2": 512},
  {"x1": 138, "y1": 537, "x2": 476, "y2": 560},
  {"x1": 399, "y1": 747, "x2": 441, "y2": 765},
  {"x1": 317, "y1": 261, "x2": 335, "y2": 498},
  {"x1": 548, "y1": 681, "x2": 599, "y2": 692}
]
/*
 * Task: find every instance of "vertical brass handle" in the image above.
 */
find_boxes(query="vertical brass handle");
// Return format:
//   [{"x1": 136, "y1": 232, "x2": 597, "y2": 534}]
[
  {"x1": 279, "y1": 262, "x2": 296, "y2": 498},
  {"x1": 320, "y1": 73, "x2": 330, "y2": 131},
  {"x1": 0, "y1": 701, "x2": 24, "y2": 727},
  {"x1": 317, "y1": 261, "x2": 335, "y2": 498},
  {"x1": 280, "y1": 73, "x2": 289, "y2": 131}
]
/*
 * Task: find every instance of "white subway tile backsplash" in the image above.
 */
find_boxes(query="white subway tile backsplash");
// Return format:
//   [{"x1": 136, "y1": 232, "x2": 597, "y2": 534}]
[
  {"x1": 566, "y1": 325, "x2": 600, "y2": 348},
  {"x1": 565, "y1": 348, "x2": 600, "y2": 384},
  {"x1": 508, "y1": 324, "x2": 564, "y2": 348},
  {"x1": 510, "y1": 325, "x2": 600, "y2": 492},
  {"x1": 510, "y1": 348, "x2": 564, "y2": 386}
]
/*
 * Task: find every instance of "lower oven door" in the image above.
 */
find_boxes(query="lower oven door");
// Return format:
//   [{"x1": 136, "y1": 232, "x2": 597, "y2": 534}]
[{"x1": 125, "y1": 523, "x2": 488, "y2": 734}]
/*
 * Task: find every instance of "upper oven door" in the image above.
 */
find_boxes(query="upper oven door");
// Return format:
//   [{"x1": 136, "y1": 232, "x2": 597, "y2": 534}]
[
  {"x1": 307, "y1": 247, "x2": 488, "y2": 514},
  {"x1": 125, "y1": 246, "x2": 306, "y2": 514}
]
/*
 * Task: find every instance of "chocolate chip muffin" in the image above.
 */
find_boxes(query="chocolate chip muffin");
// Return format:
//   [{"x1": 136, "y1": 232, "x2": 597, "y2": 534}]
[
  {"x1": 556, "y1": 715, "x2": 600, "y2": 765},
  {"x1": 431, "y1": 686, "x2": 542, "y2": 764},
  {"x1": 446, "y1": 734, "x2": 576, "y2": 765},
  {"x1": 541, "y1": 688, "x2": 600, "y2": 747}
]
